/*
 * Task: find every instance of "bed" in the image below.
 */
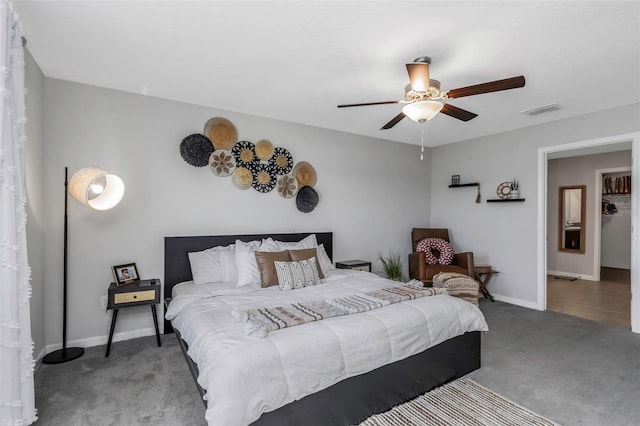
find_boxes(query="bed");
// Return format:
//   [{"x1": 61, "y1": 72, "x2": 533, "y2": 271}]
[{"x1": 164, "y1": 232, "x2": 488, "y2": 426}]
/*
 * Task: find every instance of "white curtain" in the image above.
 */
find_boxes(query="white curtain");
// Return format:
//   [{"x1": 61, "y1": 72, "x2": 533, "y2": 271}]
[{"x1": 0, "y1": 1, "x2": 36, "y2": 425}]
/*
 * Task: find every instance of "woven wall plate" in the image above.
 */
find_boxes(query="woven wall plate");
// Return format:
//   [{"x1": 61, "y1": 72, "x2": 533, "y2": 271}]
[
  {"x1": 204, "y1": 117, "x2": 237, "y2": 150},
  {"x1": 277, "y1": 174, "x2": 299, "y2": 198},
  {"x1": 180, "y1": 133, "x2": 214, "y2": 167},
  {"x1": 269, "y1": 147, "x2": 293, "y2": 175},
  {"x1": 252, "y1": 164, "x2": 277, "y2": 193},
  {"x1": 209, "y1": 149, "x2": 236, "y2": 177},
  {"x1": 255, "y1": 139, "x2": 275, "y2": 161},
  {"x1": 231, "y1": 141, "x2": 258, "y2": 170},
  {"x1": 292, "y1": 161, "x2": 317, "y2": 187},
  {"x1": 232, "y1": 167, "x2": 253, "y2": 190},
  {"x1": 296, "y1": 185, "x2": 319, "y2": 213}
]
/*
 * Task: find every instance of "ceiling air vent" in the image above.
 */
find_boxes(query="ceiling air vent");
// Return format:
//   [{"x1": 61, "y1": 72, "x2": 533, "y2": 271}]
[{"x1": 521, "y1": 103, "x2": 560, "y2": 116}]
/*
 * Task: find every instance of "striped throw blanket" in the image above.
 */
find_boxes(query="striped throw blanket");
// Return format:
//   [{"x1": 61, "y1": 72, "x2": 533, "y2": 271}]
[{"x1": 234, "y1": 282, "x2": 448, "y2": 337}]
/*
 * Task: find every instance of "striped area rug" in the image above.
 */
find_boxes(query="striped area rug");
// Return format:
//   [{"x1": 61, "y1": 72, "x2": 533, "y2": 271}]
[{"x1": 359, "y1": 378, "x2": 559, "y2": 426}]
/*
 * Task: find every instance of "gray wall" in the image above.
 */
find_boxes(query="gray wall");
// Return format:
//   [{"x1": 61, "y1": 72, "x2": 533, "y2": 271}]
[
  {"x1": 547, "y1": 151, "x2": 631, "y2": 277},
  {"x1": 24, "y1": 50, "x2": 46, "y2": 358},
  {"x1": 39, "y1": 78, "x2": 431, "y2": 349},
  {"x1": 430, "y1": 103, "x2": 640, "y2": 307}
]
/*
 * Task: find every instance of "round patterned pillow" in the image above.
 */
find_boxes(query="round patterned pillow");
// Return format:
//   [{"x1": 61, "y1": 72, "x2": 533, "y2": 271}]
[{"x1": 416, "y1": 237, "x2": 454, "y2": 265}]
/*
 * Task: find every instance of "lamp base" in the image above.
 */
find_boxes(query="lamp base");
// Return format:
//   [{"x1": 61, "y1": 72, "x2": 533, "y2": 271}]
[{"x1": 42, "y1": 347, "x2": 84, "y2": 364}]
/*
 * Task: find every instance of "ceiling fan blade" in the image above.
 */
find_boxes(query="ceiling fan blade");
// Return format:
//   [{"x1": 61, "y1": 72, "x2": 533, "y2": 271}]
[
  {"x1": 406, "y1": 63, "x2": 430, "y2": 92},
  {"x1": 380, "y1": 112, "x2": 406, "y2": 130},
  {"x1": 440, "y1": 104, "x2": 478, "y2": 122},
  {"x1": 445, "y1": 76, "x2": 526, "y2": 99},
  {"x1": 337, "y1": 100, "x2": 400, "y2": 108}
]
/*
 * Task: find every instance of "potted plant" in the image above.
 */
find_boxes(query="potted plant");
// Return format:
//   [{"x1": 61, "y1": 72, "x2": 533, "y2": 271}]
[
  {"x1": 510, "y1": 178, "x2": 520, "y2": 199},
  {"x1": 378, "y1": 251, "x2": 403, "y2": 281}
]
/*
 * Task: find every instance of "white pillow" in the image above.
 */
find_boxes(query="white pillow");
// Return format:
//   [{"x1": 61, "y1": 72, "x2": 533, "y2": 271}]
[
  {"x1": 188, "y1": 243, "x2": 236, "y2": 285},
  {"x1": 317, "y1": 243, "x2": 334, "y2": 273},
  {"x1": 274, "y1": 234, "x2": 318, "y2": 251},
  {"x1": 235, "y1": 239, "x2": 279, "y2": 286},
  {"x1": 274, "y1": 258, "x2": 321, "y2": 291}
]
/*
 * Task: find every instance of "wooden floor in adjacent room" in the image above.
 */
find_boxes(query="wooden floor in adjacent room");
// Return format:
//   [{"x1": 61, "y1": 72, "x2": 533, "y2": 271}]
[{"x1": 547, "y1": 267, "x2": 631, "y2": 328}]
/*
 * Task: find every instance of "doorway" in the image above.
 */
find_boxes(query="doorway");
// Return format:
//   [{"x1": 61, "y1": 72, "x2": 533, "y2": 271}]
[{"x1": 537, "y1": 132, "x2": 640, "y2": 333}]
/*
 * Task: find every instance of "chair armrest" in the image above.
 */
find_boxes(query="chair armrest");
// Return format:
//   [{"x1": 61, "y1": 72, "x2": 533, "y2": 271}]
[
  {"x1": 453, "y1": 252, "x2": 475, "y2": 277},
  {"x1": 408, "y1": 252, "x2": 426, "y2": 281}
]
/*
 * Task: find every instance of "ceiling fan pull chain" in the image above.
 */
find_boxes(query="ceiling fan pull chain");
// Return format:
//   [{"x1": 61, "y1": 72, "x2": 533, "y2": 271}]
[{"x1": 420, "y1": 123, "x2": 425, "y2": 161}]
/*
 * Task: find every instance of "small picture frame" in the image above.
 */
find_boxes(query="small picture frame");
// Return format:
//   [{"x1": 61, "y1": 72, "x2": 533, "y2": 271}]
[
  {"x1": 451, "y1": 175, "x2": 461, "y2": 186},
  {"x1": 112, "y1": 263, "x2": 140, "y2": 286}
]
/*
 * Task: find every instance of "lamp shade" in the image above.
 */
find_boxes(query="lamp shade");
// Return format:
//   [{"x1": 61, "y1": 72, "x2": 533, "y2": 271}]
[
  {"x1": 68, "y1": 167, "x2": 125, "y2": 211},
  {"x1": 401, "y1": 101, "x2": 444, "y2": 123}
]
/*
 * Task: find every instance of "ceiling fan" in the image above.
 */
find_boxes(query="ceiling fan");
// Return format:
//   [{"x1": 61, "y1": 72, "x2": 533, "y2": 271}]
[{"x1": 337, "y1": 56, "x2": 526, "y2": 130}]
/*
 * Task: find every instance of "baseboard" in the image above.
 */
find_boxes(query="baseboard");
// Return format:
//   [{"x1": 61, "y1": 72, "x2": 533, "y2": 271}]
[
  {"x1": 40, "y1": 327, "x2": 158, "y2": 361},
  {"x1": 491, "y1": 294, "x2": 541, "y2": 311},
  {"x1": 547, "y1": 270, "x2": 597, "y2": 281},
  {"x1": 601, "y1": 265, "x2": 631, "y2": 271}
]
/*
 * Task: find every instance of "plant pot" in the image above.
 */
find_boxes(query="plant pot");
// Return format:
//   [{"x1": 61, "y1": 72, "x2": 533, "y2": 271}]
[{"x1": 510, "y1": 190, "x2": 520, "y2": 199}]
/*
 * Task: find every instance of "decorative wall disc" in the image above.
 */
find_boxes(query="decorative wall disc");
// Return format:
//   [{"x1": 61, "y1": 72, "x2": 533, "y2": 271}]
[
  {"x1": 497, "y1": 182, "x2": 512, "y2": 199},
  {"x1": 232, "y1": 141, "x2": 258, "y2": 170},
  {"x1": 252, "y1": 164, "x2": 277, "y2": 193},
  {"x1": 277, "y1": 174, "x2": 299, "y2": 198},
  {"x1": 269, "y1": 147, "x2": 293, "y2": 175},
  {"x1": 180, "y1": 134, "x2": 214, "y2": 167},
  {"x1": 232, "y1": 167, "x2": 253, "y2": 190},
  {"x1": 296, "y1": 185, "x2": 319, "y2": 213},
  {"x1": 209, "y1": 149, "x2": 236, "y2": 177},
  {"x1": 255, "y1": 139, "x2": 275, "y2": 161},
  {"x1": 204, "y1": 117, "x2": 237, "y2": 150},
  {"x1": 292, "y1": 161, "x2": 317, "y2": 187}
]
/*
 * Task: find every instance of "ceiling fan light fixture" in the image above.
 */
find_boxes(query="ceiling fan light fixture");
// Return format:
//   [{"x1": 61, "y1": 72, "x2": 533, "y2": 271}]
[{"x1": 402, "y1": 100, "x2": 443, "y2": 123}]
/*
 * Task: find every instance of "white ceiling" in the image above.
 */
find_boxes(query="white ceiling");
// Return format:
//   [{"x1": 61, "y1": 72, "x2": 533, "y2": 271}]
[{"x1": 14, "y1": 1, "x2": 640, "y2": 147}]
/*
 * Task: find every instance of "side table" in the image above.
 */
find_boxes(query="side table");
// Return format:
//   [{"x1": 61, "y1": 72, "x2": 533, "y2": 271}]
[
  {"x1": 474, "y1": 265, "x2": 498, "y2": 302},
  {"x1": 336, "y1": 260, "x2": 372, "y2": 272},
  {"x1": 105, "y1": 278, "x2": 162, "y2": 357}
]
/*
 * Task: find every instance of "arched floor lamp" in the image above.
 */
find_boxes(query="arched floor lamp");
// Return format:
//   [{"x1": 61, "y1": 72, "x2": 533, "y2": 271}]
[{"x1": 42, "y1": 167, "x2": 125, "y2": 364}]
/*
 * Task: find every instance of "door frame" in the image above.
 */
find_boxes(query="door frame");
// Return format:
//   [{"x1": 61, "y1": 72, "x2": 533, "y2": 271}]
[{"x1": 537, "y1": 132, "x2": 640, "y2": 333}]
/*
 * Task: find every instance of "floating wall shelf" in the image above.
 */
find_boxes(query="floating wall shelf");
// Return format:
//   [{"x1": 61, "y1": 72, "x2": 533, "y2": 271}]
[
  {"x1": 448, "y1": 183, "x2": 479, "y2": 188},
  {"x1": 487, "y1": 198, "x2": 525, "y2": 203}
]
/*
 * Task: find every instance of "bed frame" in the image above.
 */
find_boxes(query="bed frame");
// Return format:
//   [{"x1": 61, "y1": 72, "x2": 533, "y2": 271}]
[{"x1": 164, "y1": 232, "x2": 481, "y2": 426}]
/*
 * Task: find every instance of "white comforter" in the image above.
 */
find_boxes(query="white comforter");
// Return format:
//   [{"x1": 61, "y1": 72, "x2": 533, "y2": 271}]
[{"x1": 165, "y1": 269, "x2": 488, "y2": 426}]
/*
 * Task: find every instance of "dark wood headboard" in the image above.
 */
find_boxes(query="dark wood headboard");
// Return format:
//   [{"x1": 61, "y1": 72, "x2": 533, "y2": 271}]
[{"x1": 163, "y1": 232, "x2": 333, "y2": 333}]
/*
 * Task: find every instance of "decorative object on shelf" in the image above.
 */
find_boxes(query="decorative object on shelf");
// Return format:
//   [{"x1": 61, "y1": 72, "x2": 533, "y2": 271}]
[
  {"x1": 209, "y1": 149, "x2": 236, "y2": 177},
  {"x1": 293, "y1": 161, "x2": 317, "y2": 187},
  {"x1": 269, "y1": 147, "x2": 294, "y2": 175},
  {"x1": 277, "y1": 174, "x2": 299, "y2": 198},
  {"x1": 232, "y1": 167, "x2": 253, "y2": 190},
  {"x1": 204, "y1": 117, "x2": 237, "y2": 150},
  {"x1": 231, "y1": 140, "x2": 258, "y2": 170},
  {"x1": 255, "y1": 139, "x2": 275, "y2": 161},
  {"x1": 296, "y1": 185, "x2": 319, "y2": 213},
  {"x1": 252, "y1": 164, "x2": 277, "y2": 193},
  {"x1": 112, "y1": 262, "x2": 140, "y2": 286},
  {"x1": 451, "y1": 174, "x2": 460, "y2": 186},
  {"x1": 180, "y1": 133, "x2": 214, "y2": 167},
  {"x1": 509, "y1": 178, "x2": 520, "y2": 199},
  {"x1": 43, "y1": 167, "x2": 125, "y2": 365},
  {"x1": 475, "y1": 183, "x2": 481, "y2": 203},
  {"x1": 377, "y1": 251, "x2": 403, "y2": 281},
  {"x1": 496, "y1": 181, "x2": 512, "y2": 199}
]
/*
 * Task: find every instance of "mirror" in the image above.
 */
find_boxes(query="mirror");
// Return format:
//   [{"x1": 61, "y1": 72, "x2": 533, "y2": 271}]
[{"x1": 558, "y1": 185, "x2": 586, "y2": 253}]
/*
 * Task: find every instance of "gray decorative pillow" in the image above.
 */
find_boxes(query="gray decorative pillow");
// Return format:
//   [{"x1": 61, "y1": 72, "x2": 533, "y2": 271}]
[{"x1": 274, "y1": 258, "x2": 321, "y2": 291}]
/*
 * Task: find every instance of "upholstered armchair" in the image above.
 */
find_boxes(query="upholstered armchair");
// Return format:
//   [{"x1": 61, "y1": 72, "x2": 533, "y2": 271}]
[{"x1": 408, "y1": 228, "x2": 475, "y2": 286}]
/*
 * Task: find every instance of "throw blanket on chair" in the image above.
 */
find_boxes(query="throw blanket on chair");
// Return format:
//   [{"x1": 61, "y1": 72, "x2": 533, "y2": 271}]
[{"x1": 234, "y1": 282, "x2": 448, "y2": 337}]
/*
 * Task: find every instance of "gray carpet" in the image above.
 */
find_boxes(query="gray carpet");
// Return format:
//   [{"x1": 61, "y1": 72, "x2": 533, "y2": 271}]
[{"x1": 34, "y1": 300, "x2": 640, "y2": 425}]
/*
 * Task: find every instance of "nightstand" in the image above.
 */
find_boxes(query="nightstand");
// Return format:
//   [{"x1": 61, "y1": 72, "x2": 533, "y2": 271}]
[
  {"x1": 105, "y1": 279, "x2": 162, "y2": 357},
  {"x1": 336, "y1": 260, "x2": 372, "y2": 272}
]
